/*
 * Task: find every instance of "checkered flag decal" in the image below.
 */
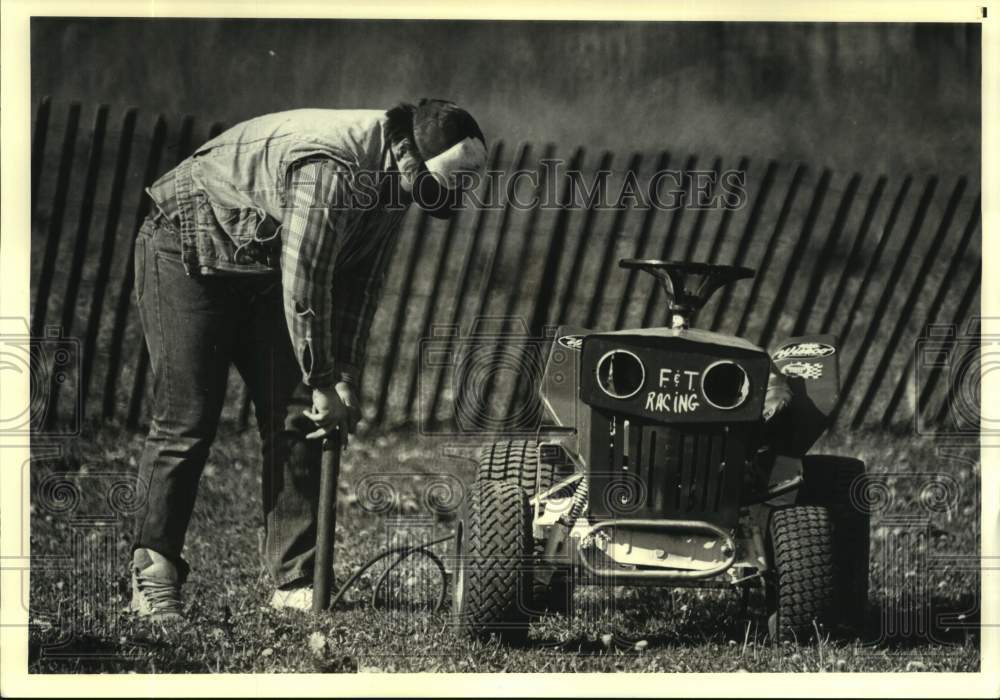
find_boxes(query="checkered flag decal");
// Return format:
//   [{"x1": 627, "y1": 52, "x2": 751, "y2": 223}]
[{"x1": 781, "y1": 361, "x2": 824, "y2": 379}]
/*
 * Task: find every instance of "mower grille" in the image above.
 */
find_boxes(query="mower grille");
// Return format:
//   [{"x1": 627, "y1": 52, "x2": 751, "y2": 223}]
[{"x1": 588, "y1": 410, "x2": 749, "y2": 526}]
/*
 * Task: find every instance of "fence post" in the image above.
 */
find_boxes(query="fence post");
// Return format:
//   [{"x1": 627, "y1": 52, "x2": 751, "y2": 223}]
[
  {"x1": 706, "y1": 157, "x2": 749, "y2": 265},
  {"x1": 469, "y1": 142, "x2": 530, "y2": 325},
  {"x1": 757, "y1": 168, "x2": 832, "y2": 349},
  {"x1": 642, "y1": 154, "x2": 698, "y2": 329},
  {"x1": 882, "y1": 196, "x2": 979, "y2": 426},
  {"x1": 372, "y1": 210, "x2": 431, "y2": 427},
  {"x1": 43, "y1": 105, "x2": 109, "y2": 430},
  {"x1": 614, "y1": 151, "x2": 670, "y2": 330},
  {"x1": 681, "y1": 157, "x2": 722, "y2": 262},
  {"x1": 451, "y1": 143, "x2": 531, "y2": 427},
  {"x1": 482, "y1": 144, "x2": 556, "y2": 423},
  {"x1": 819, "y1": 176, "x2": 887, "y2": 334},
  {"x1": 505, "y1": 147, "x2": 585, "y2": 423},
  {"x1": 59, "y1": 105, "x2": 109, "y2": 339},
  {"x1": 402, "y1": 212, "x2": 464, "y2": 425},
  {"x1": 423, "y1": 141, "x2": 504, "y2": 429},
  {"x1": 102, "y1": 115, "x2": 167, "y2": 421},
  {"x1": 697, "y1": 156, "x2": 748, "y2": 327},
  {"x1": 80, "y1": 108, "x2": 137, "y2": 417},
  {"x1": 555, "y1": 150, "x2": 613, "y2": 325},
  {"x1": 528, "y1": 147, "x2": 585, "y2": 335},
  {"x1": 790, "y1": 173, "x2": 859, "y2": 337},
  {"x1": 831, "y1": 177, "x2": 937, "y2": 427},
  {"x1": 850, "y1": 178, "x2": 965, "y2": 429},
  {"x1": 31, "y1": 96, "x2": 52, "y2": 222},
  {"x1": 825, "y1": 177, "x2": 911, "y2": 425},
  {"x1": 499, "y1": 143, "x2": 558, "y2": 325},
  {"x1": 709, "y1": 159, "x2": 777, "y2": 332},
  {"x1": 930, "y1": 267, "x2": 981, "y2": 427},
  {"x1": 837, "y1": 178, "x2": 912, "y2": 343},
  {"x1": 585, "y1": 151, "x2": 642, "y2": 329},
  {"x1": 734, "y1": 164, "x2": 806, "y2": 339},
  {"x1": 33, "y1": 101, "x2": 81, "y2": 339}
]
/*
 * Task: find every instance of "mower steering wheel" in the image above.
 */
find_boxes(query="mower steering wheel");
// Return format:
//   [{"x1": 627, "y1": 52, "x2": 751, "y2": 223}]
[{"x1": 619, "y1": 259, "x2": 755, "y2": 320}]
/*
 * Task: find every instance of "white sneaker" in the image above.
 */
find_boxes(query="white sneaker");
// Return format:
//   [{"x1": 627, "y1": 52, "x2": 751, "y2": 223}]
[
  {"x1": 130, "y1": 548, "x2": 185, "y2": 623},
  {"x1": 270, "y1": 585, "x2": 314, "y2": 611}
]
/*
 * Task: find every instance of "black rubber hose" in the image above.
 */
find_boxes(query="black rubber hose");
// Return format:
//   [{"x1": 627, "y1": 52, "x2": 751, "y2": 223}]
[
  {"x1": 371, "y1": 547, "x2": 449, "y2": 613},
  {"x1": 326, "y1": 534, "x2": 453, "y2": 613}
]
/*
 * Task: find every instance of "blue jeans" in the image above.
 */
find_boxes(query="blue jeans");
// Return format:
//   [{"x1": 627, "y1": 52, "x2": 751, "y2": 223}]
[{"x1": 132, "y1": 214, "x2": 328, "y2": 587}]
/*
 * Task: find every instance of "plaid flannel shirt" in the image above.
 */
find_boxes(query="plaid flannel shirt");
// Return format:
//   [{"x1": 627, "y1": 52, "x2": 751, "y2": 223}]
[
  {"x1": 281, "y1": 160, "x2": 404, "y2": 388},
  {"x1": 149, "y1": 157, "x2": 405, "y2": 389}
]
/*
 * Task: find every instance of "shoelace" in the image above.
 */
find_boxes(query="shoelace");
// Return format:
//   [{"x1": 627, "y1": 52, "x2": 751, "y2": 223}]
[{"x1": 136, "y1": 572, "x2": 183, "y2": 613}]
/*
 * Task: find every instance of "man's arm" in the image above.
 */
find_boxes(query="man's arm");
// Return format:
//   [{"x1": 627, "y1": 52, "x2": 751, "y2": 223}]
[
  {"x1": 329, "y1": 223, "x2": 402, "y2": 385},
  {"x1": 280, "y1": 159, "x2": 356, "y2": 389}
]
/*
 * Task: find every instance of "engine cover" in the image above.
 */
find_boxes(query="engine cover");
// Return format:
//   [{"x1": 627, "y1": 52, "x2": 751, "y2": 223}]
[{"x1": 580, "y1": 330, "x2": 771, "y2": 424}]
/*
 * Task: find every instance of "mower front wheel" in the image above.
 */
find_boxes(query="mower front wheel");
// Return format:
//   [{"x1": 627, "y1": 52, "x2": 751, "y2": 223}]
[
  {"x1": 478, "y1": 440, "x2": 576, "y2": 616},
  {"x1": 765, "y1": 505, "x2": 836, "y2": 641},
  {"x1": 453, "y1": 479, "x2": 533, "y2": 645}
]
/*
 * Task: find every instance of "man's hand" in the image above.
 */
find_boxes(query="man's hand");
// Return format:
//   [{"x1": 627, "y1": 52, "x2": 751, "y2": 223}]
[{"x1": 303, "y1": 381, "x2": 361, "y2": 442}]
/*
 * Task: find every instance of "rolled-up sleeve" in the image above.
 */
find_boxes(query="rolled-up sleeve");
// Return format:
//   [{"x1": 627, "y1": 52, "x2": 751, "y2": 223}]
[{"x1": 280, "y1": 159, "x2": 355, "y2": 388}]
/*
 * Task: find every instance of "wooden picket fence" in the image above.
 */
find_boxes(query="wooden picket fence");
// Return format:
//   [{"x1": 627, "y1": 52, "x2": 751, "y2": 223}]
[{"x1": 29, "y1": 98, "x2": 982, "y2": 436}]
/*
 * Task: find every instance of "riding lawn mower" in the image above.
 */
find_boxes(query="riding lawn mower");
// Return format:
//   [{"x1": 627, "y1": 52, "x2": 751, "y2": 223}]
[{"x1": 451, "y1": 259, "x2": 871, "y2": 644}]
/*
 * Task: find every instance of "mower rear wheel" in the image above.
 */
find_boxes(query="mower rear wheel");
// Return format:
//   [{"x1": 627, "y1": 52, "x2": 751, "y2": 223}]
[
  {"x1": 454, "y1": 479, "x2": 533, "y2": 645},
  {"x1": 802, "y1": 456, "x2": 871, "y2": 633},
  {"x1": 478, "y1": 440, "x2": 575, "y2": 616},
  {"x1": 766, "y1": 505, "x2": 835, "y2": 641}
]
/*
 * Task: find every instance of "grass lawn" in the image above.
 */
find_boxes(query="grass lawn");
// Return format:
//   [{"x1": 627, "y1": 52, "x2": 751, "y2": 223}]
[{"x1": 27, "y1": 423, "x2": 980, "y2": 673}]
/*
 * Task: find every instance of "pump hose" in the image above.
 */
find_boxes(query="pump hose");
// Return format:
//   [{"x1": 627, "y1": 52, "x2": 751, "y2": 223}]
[
  {"x1": 324, "y1": 477, "x2": 587, "y2": 613},
  {"x1": 324, "y1": 534, "x2": 453, "y2": 613}
]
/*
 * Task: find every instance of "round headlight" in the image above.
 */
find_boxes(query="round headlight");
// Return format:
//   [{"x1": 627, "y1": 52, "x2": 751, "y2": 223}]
[
  {"x1": 595, "y1": 349, "x2": 645, "y2": 399},
  {"x1": 701, "y1": 360, "x2": 750, "y2": 410}
]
